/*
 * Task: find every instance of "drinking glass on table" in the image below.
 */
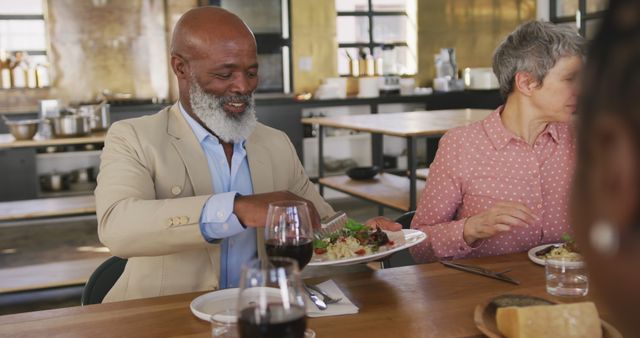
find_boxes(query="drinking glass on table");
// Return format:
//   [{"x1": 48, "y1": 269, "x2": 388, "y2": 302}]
[
  {"x1": 545, "y1": 257, "x2": 589, "y2": 297},
  {"x1": 237, "y1": 257, "x2": 314, "y2": 338},
  {"x1": 265, "y1": 201, "x2": 314, "y2": 270},
  {"x1": 210, "y1": 309, "x2": 237, "y2": 338}
]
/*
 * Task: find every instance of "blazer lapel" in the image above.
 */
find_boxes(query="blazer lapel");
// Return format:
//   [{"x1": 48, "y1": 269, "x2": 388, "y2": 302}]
[
  {"x1": 246, "y1": 129, "x2": 274, "y2": 258},
  {"x1": 167, "y1": 104, "x2": 213, "y2": 196},
  {"x1": 245, "y1": 130, "x2": 274, "y2": 194}
]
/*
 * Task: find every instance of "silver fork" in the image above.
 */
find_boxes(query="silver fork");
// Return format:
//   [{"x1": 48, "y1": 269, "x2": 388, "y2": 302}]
[
  {"x1": 305, "y1": 283, "x2": 342, "y2": 304},
  {"x1": 316, "y1": 211, "x2": 348, "y2": 239}
]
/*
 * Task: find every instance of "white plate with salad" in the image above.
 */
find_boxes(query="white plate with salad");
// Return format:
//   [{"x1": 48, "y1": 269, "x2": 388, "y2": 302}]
[
  {"x1": 527, "y1": 235, "x2": 583, "y2": 266},
  {"x1": 308, "y1": 219, "x2": 427, "y2": 266}
]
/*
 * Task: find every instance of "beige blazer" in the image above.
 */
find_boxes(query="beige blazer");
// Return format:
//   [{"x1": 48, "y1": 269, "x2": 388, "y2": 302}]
[{"x1": 95, "y1": 103, "x2": 333, "y2": 302}]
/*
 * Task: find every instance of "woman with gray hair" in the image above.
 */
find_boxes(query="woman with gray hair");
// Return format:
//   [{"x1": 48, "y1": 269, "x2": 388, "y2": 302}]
[{"x1": 410, "y1": 21, "x2": 585, "y2": 263}]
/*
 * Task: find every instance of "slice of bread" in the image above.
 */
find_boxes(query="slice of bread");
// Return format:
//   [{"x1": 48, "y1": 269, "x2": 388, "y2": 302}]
[{"x1": 496, "y1": 302, "x2": 602, "y2": 338}]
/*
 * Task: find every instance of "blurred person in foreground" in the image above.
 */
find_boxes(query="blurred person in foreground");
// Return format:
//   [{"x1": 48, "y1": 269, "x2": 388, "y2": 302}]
[
  {"x1": 571, "y1": 0, "x2": 640, "y2": 335},
  {"x1": 95, "y1": 7, "x2": 398, "y2": 302},
  {"x1": 410, "y1": 21, "x2": 586, "y2": 263}
]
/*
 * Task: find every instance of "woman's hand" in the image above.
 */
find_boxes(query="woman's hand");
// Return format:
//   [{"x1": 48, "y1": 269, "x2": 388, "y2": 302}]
[
  {"x1": 365, "y1": 216, "x2": 403, "y2": 231},
  {"x1": 463, "y1": 202, "x2": 539, "y2": 245}
]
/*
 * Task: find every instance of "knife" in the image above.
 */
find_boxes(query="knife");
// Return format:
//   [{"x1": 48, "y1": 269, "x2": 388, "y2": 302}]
[
  {"x1": 440, "y1": 261, "x2": 520, "y2": 285},
  {"x1": 303, "y1": 284, "x2": 327, "y2": 311}
]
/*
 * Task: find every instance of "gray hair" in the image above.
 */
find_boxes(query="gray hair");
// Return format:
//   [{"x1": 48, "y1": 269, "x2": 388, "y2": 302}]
[{"x1": 492, "y1": 20, "x2": 586, "y2": 98}]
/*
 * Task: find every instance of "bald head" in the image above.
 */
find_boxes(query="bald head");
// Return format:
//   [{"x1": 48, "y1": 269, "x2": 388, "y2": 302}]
[
  {"x1": 169, "y1": 6, "x2": 260, "y2": 136},
  {"x1": 171, "y1": 6, "x2": 256, "y2": 61}
]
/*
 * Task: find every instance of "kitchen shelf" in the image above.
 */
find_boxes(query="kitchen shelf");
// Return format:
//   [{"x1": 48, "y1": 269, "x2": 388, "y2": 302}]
[
  {"x1": 0, "y1": 132, "x2": 106, "y2": 149},
  {"x1": 35, "y1": 150, "x2": 100, "y2": 176},
  {"x1": 0, "y1": 195, "x2": 96, "y2": 222},
  {"x1": 35, "y1": 149, "x2": 101, "y2": 160},
  {"x1": 37, "y1": 188, "x2": 95, "y2": 199},
  {"x1": 0, "y1": 256, "x2": 109, "y2": 294}
]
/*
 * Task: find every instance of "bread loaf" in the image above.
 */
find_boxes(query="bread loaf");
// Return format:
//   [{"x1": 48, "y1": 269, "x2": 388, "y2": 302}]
[{"x1": 496, "y1": 302, "x2": 602, "y2": 338}]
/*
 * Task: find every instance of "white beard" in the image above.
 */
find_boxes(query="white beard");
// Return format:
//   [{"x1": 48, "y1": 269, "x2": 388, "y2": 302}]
[{"x1": 188, "y1": 79, "x2": 257, "y2": 143}]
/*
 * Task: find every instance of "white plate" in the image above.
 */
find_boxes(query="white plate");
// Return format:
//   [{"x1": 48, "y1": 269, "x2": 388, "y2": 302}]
[
  {"x1": 307, "y1": 229, "x2": 427, "y2": 266},
  {"x1": 528, "y1": 243, "x2": 585, "y2": 266},
  {"x1": 190, "y1": 288, "x2": 239, "y2": 322},
  {"x1": 190, "y1": 287, "x2": 286, "y2": 322},
  {"x1": 528, "y1": 244, "x2": 556, "y2": 266}
]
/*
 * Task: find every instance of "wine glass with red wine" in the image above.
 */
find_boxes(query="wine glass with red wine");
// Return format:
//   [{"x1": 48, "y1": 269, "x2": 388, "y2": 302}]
[
  {"x1": 237, "y1": 257, "x2": 314, "y2": 338},
  {"x1": 264, "y1": 201, "x2": 314, "y2": 270}
]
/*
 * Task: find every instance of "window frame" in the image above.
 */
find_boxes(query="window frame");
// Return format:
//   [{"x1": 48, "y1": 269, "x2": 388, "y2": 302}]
[
  {"x1": 0, "y1": 13, "x2": 48, "y2": 57},
  {"x1": 336, "y1": 0, "x2": 413, "y2": 76},
  {"x1": 549, "y1": 0, "x2": 606, "y2": 38},
  {"x1": 209, "y1": 0, "x2": 293, "y2": 93}
]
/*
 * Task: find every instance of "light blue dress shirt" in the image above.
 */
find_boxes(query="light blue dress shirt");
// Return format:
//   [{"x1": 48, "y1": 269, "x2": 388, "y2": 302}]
[{"x1": 179, "y1": 104, "x2": 257, "y2": 289}]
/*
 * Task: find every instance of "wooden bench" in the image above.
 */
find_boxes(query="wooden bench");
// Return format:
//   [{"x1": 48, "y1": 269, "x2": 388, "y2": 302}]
[
  {"x1": 0, "y1": 256, "x2": 109, "y2": 294},
  {"x1": 0, "y1": 195, "x2": 96, "y2": 223}
]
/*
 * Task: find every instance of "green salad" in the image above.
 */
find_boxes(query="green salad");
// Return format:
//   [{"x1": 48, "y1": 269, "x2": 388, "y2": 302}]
[{"x1": 313, "y1": 219, "x2": 391, "y2": 256}]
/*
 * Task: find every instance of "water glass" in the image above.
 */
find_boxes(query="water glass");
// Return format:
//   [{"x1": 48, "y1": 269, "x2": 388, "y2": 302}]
[
  {"x1": 545, "y1": 257, "x2": 589, "y2": 297},
  {"x1": 210, "y1": 309, "x2": 237, "y2": 338}
]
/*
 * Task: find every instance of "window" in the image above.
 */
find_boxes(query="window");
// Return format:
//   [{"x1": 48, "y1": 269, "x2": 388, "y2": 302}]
[
  {"x1": 336, "y1": 0, "x2": 417, "y2": 76},
  {"x1": 550, "y1": 0, "x2": 608, "y2": 39},
  {"x1": 0, "y1": 0, "x2": 50, "y2": 88},
  {"x1": 216, "y1": 0, "x2": 292, "y2": 93}
]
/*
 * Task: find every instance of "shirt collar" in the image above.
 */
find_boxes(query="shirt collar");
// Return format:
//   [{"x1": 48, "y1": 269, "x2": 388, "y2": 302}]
[
  {"x1": 483, "y1": 106, "x2": 514, "y2": 150},
  {"x1": 483, "y1": 106, "x2": 560, "y2": 150},
  {"x1": 545, "y1": 123, "x2": 560, "y2": 144},
  {"x1": 178, "y1": 102, "x2": 247, "y2": 147}
]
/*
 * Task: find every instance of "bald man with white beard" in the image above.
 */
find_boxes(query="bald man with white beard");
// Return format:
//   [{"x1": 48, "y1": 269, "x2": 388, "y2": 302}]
[{"x1": 95, "y1": 6, "x2": 400, "y2": 302}]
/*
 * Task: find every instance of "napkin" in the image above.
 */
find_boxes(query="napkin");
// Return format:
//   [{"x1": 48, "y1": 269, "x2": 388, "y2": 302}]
[{"x1": 305, "y1": 279, "x2": 359, "y2": 317}]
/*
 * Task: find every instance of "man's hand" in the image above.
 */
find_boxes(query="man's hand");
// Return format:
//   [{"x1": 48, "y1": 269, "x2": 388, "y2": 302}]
[
  {"x1": 364, "y1": 216, "x2": 402, "y2": 232},
  {"x1": 234, "y1": 191, "x2": 322, "y2": 229},
  {"x1": 463, "y1": 201, "x2": 538, "y2": 245}
]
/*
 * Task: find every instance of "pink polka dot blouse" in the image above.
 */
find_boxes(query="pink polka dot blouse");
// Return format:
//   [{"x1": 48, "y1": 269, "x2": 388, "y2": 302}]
[{"x1": 409, "y1": 106, "x2": 575, "y2": 263}]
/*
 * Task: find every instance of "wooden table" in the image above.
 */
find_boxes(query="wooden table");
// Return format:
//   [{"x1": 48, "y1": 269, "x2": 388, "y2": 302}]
[
  {"x1": 0, "y1": 253, "x2": 611, "y2": 337},
  {"x1": 302, "y1": 109, "x2": 491, "y2": 212}
]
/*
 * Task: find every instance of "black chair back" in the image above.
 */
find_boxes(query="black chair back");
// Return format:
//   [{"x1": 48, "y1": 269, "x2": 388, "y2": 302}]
[
  {"x1": 395, "y1": 210, "x2": 415, "y2": 229},
  {"x1": 81, "y1": 256, "x2": 127, "y2": 305},
  {"x1": 382, "y1": 211, "x2": 417, "y2": 268}
]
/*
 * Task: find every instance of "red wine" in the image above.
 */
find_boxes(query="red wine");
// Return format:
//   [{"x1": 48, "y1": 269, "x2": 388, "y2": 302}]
[
  {"x1": 265, "y1": 237, "x2": 313, "y2": 269},
  {"x1": 238, "y1": 304, "x2": 306, "y2": 338}
]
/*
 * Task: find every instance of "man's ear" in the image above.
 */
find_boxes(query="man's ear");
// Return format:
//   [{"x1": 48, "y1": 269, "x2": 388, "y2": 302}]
[
  {"x1": 589, "y1": 115, "x2": 639, "y2": 227},
  {"x1": 171, "y1": 55, "x2": 189, "y2": 80},
  {"x1": 514, "y1": 72, "x2": 538, "y2": 97}
]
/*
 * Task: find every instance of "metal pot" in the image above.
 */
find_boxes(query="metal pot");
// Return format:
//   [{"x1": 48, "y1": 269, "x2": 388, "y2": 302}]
[
  {"x1": 79, "y1": 101, "x2": 110, "y2": 132},
  {"x1": 47, "y1": 115, "x2": 91, "y2": 138},
  {"x1": 40, "y1": 172, "x2": 71, "y2": 192},
  {"x1": 2, "y1": 115, "x2": 40, "y2": 140},
  {"x1": 70, "y1": 167, "x2": 94, "y2": 183}
]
